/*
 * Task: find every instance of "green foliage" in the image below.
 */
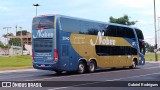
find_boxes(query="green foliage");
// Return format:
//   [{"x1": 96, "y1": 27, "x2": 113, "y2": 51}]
[
  {"x1": 0, "y1": 41, "x2": 10, "y2": 48},
  {"x1": 3, "y1": 33, "x2": 14, "y2": 37},
  {"x1": 9, "y1": 38, "x2": 21, "y2": 46},
  {"x1": 3, "y1": 44, "x2": 11, "y2": 48},
  {"x1": 0, "y1": 41, "x2": 4, "y2": 47},
  {"x1": 145, "y1": 53, "x2": 160, "y2": 61},
  {"x1": 109, "y1": 15, "x2": 137, "y2": 25},
  {"x1": 145, "y1": 42, "x2": 154, "y2": 52}
]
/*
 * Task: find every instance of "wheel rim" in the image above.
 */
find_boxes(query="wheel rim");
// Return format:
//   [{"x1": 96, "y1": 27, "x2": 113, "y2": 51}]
[
  {"x1": 79, "y1": 63, "x2": 85, "y2": 73},
  {"x1": 132, "y1": 61, "x2": 136, "y2": 68},
  {"x1": 89, "y1": 62, "x2": 95, "y2": 72}
]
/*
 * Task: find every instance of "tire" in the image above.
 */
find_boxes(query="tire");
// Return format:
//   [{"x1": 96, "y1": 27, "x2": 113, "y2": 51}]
[
  {"x1": 88, "y1": 61, "x2": 96, "y2": 73},
  {"x1": 129, "y1": 60, "x2": 136, "y2": 69},
  {"x1": 77, "y1": 62, "x2": 86, "y2": 74}
]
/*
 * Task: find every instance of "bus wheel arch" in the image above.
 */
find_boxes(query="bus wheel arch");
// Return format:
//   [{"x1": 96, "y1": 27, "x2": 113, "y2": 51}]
[
  {"x1": 129, "y1": 58, "x2": 138, "y2": 69},
  {"x1": 88, "y1": 59, "x2": 97, "y2": 73}
]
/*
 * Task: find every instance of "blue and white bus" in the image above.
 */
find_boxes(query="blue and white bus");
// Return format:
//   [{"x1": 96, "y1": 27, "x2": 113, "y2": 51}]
[{"x1": 32, "y1": 14, "x2": 145, "y2": 74}]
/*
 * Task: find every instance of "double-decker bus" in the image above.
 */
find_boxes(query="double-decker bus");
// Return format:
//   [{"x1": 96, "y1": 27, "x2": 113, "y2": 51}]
[{"x1": 32, "y1": 14, "x2": 145, "y2": 74}]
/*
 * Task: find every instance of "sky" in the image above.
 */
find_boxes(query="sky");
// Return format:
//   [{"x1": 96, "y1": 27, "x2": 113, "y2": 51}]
[{"x1": 0, "y1": 0, "x2": 160, "y2": 45}]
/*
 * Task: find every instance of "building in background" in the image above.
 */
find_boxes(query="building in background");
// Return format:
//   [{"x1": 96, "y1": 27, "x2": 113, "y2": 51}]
[
  {"x1": 7, "y1": 32, "x2": 32, "y2": 45},
  {"x1": 4, "y1": 32, "x2": 32, "y2": 55}
]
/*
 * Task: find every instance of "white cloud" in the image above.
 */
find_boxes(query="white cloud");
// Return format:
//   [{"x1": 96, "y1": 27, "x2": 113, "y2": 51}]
[
  {"x1": 0, "y1": 6, "x2": 10, "y2": 11},
  {"x1": 138, "y1": 19, "x2": 154, "y2": 26},
  {"x1": 113, "y1": 0, "x2": 151, "y2": 9},
  {"x1": 138, "y1": 10, "x2": 154, "y2": 16}
]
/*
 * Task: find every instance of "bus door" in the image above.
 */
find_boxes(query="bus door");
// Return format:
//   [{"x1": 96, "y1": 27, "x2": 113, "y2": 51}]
[
  {"x1": 60, "y1": 44, "x2": 78, "y2": 71},
  {"x1": 60, "y1": 44, "x2": 70, "y2": 70}
]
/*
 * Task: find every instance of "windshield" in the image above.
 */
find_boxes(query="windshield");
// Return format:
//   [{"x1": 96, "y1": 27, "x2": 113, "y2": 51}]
[
  {"x1": 32, "y1": 16, "x2": 54, "y2": 30},
  {"x1": 135, "y1": 29, "x2": 144, "y2": 40}
]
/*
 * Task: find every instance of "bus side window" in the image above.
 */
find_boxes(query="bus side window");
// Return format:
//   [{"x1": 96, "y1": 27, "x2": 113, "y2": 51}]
[{"x1": 105, "y1": 25, "x2": 117, "y2": 37}]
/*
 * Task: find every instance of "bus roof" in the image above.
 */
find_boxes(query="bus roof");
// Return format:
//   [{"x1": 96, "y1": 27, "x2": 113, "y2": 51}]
[{"x1": 35, "y1": 14, "x2": 141, "y2": 30}]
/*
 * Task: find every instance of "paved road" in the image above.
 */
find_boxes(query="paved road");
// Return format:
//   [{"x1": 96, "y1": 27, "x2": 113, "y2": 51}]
[{"x1": 0, "y1": 62, "x2": 160, "y2": 90}]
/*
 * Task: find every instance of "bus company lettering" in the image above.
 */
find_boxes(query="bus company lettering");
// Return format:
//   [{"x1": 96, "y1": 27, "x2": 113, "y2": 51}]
[
  {"x1": 90, "y1": 31, "x2": 116, "y2": 46},
  {"x1": 33, "y1": 30, "x2": 53, "y2": 38}
]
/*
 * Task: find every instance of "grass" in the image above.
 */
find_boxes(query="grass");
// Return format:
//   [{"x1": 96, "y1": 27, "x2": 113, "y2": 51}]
[
  {"x1": 0, "y1": 53, "x2": 158, "y2": 71},
  {"x1": 0, "y1": 55, "x2": 32, "y2": 69},
  {"x1": 145, "y1": 53, "x2": 160, "y2": 61}
]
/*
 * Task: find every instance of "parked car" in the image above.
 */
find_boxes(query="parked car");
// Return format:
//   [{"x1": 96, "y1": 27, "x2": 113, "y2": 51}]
[{"x1": 23, "y1": 51, "x2": 30, "y2": 55}]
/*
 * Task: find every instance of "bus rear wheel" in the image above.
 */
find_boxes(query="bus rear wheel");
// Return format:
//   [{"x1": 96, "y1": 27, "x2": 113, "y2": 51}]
[
  {"x1": 129, "y1": 60, "x2": 136, "y2": 69},
  {"x1": 77, "y1": 62, "x2": 85, "y2": 74},
  {"x1": 88, "y1": 61, "x2": 96, "y2": 73}
]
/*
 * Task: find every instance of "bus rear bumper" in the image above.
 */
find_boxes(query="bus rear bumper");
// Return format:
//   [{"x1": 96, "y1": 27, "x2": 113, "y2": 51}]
[{"x1": 32, "y1": 62, "x2": 58, "y2": 71}]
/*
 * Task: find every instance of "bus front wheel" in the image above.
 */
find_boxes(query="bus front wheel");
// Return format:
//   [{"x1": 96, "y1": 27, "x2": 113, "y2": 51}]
[
  {"x1": 129, "y1": 60, "x2": 136, "y2": 69},
  {"x1": 77, "y1": 62, "x2": 85, "y2": 74}
]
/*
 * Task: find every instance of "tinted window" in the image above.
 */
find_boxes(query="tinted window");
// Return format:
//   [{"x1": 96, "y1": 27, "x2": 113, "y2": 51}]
[
  {"x1": 105, "y1": 25, "x2": 135, "y2": 39},
  {"x1": 116, "y1": 26, "x2": 124, "y2": 37},
  {"x1": 32, "y1": 16, "x2": 54, "y2": 30},
  {"x1": 105, "y1": 25, "x2": 117, "y2": 36},
  {"x1": 61, "y1": 17, "x2": 80, "y2": 33},
  {"x1": 126, "y1": 28, "x2": 135, "y2": 38},
  {"x1": 135, "y1": 29, "x2": 144, "y2": 40},
  {"x1": 33, "y1": 38, "x2": 53, "y2": 52},
  {"x1": 60, "y1": 17, "x2": 136, "y2": 38},
  {"x1": 60, "y1": 17, "x2": 105, "y2": 35},
  {"x1": 95, "y1": 45, "x2": 137, "y2": 56},
  {"x1": 82, "y1": 22, "x2": 100, "y2": 35}
]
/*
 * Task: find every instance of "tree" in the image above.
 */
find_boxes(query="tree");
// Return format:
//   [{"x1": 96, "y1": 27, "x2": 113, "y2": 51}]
[
  {"x1": 0, "y1": 41, "x2": 4, "y2": 48},
  {"x1": 0, "y1": 41, "x2": 9, "y2": 48},
  {"x1": 145, "y1": 42, "x2": 154, "y2": 52},
  {"x1": 3, "y1": 33, "x2": 14, "y2": 38},
  {"x1": 9, "y1": 38, "x2": 21, "y2": 46},
  {"x1": 0, "y1": 41, "x2": 10, "y2": 55},
  {"x1": 109, "y1": 15, "x2": 137, "y2": 25},
  {"x1": 16, "y1": 30, "x2": 30, "y2": 36}
]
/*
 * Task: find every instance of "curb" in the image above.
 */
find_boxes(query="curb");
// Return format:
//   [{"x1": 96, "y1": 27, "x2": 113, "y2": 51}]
[
  {"x1": 0, "y1": 68, "x2": 37, "y2": 73},
  {"x1": 146, "y1": 61, "x2": 160, "y2": 63},
  {"x1": 0, "y1": 66, "x2": 33, "y2": 72}
]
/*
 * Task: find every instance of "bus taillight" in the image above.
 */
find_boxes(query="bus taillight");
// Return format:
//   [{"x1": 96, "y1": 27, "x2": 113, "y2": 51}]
[
  {"x1": 53, "y1": 49, "x2": 58, "y2": 62},
  {"x1": 32, "y1": 51, "x2": 34, "y2": 61}
]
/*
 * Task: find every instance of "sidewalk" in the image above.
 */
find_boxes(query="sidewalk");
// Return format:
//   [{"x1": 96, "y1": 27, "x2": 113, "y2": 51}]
[
  {"x1": 0, "y1": 68, "x2": 36, "y2": 73},
  {"x1": 146, "y1": 61, "x2": 160, "y2": 63},
  {"x1": 0, "y1": 66, "x2": 32, "y2": 71}
]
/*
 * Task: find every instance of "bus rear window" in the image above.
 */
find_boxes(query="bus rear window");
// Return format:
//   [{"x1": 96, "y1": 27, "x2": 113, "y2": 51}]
[
  {"x1": 33, "y1": 38, "x2": 53, "y2": 52},
  {"x1": 32, "y1": 16, "x2": 54, "y2": 30}
]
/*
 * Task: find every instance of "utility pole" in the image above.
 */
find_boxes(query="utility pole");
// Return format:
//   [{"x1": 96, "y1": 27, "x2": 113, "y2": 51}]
[
  {"x1": 3, "y1": 27, "x2": 11, "y2": 55},
  {"x1": 19, "y1": 27, "x2": 23, "y2": 55},
  {"x1": 15, "y1": 25, "x2": 17, "y2": 36},
  {"x1": 153, "y1": 0, "x2": 158, "y2": 61},
  {"x1": 157, "y1": 17, "x2": 160, "y2": 50},
  {"x1": 33, "y1": 4, "x2": 40, "y2": 16}
]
